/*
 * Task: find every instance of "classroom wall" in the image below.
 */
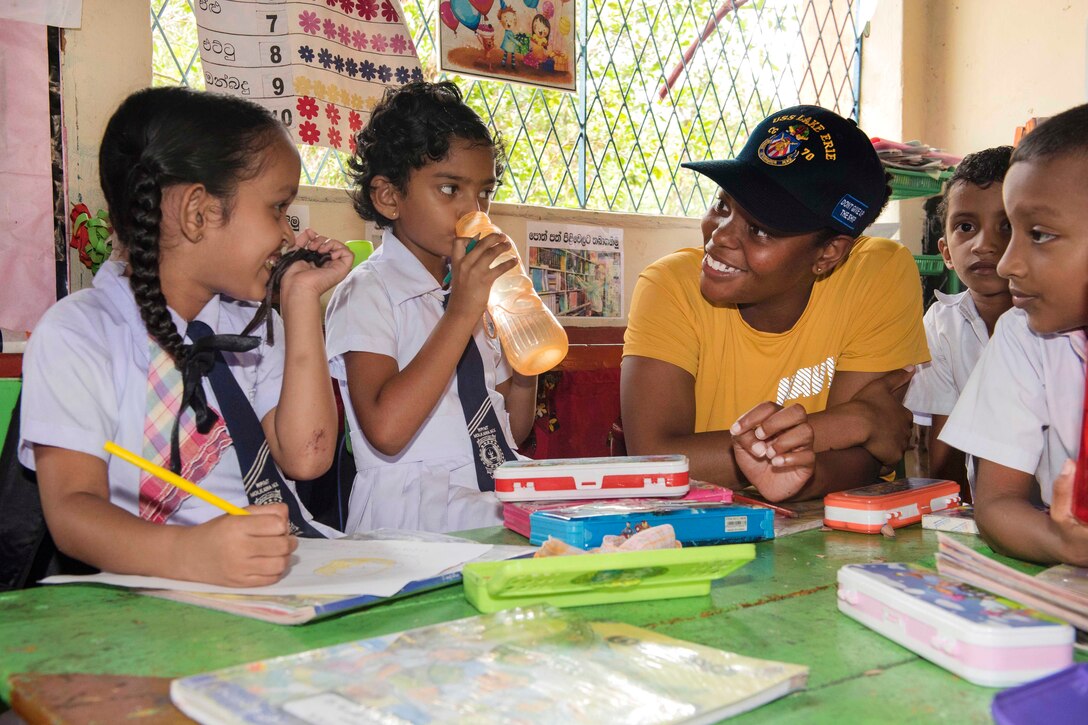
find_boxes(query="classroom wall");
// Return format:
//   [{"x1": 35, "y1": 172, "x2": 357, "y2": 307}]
[
  {"x1": 919, "y1": 0, "x2": 1088, "y2": 155},
  {"x1": 59, "y1": 0, "x2": 1087, "y2": 323},
  {"x1": 858, "y1": 0, "x2": 1088, "y2": 254}
]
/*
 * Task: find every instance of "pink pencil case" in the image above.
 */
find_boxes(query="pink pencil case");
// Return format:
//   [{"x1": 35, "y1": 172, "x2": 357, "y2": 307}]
[
  {"x1": 838, "y1": 563, "x2": 1073, "y2": 687},
  {"x1": 503, "y1": 481, "x2": 733, "y2": 538}
]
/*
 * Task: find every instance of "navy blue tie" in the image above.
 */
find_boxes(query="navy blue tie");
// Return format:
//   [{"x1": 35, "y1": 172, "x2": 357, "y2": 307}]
[
  {"x1": 442, "y1": 293, "x2": 517, "y2": 491},
  {"x1": 187, "y1": 320, "x2": 325, "y2": 538}
]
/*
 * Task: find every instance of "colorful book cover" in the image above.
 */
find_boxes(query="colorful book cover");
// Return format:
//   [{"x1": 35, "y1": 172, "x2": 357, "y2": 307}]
[
  {"x1": 170, "y1": 606, "x2": 808, "y2": 725},
  {"x1": 921, "y1": 504, "x2": 978, "y2": 535}
]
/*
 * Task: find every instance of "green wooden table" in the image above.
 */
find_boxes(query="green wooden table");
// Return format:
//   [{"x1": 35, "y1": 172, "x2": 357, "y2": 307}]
[{"x1": 0, "y1": 527, "x2": 1078, "y2": 723}]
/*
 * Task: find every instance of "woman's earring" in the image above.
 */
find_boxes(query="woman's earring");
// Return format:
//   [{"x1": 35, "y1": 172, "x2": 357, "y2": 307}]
[{"x1": 815, "y1": 265, "x2": 823, "y2": 274}]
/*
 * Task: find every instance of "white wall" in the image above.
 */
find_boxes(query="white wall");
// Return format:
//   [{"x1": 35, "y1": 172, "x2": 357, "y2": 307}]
[
  {"x1": 859, "y1": 0, "x2": 1088, "y2": 253},
  {"x1": 920, "y1": 0, "x2": 1088, "y2": 153}
]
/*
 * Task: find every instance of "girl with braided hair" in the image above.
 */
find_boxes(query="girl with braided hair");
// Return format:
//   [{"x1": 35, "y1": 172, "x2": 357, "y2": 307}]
[{"x1": 18, "y1": 86, "x2": 352, "y2": 586}]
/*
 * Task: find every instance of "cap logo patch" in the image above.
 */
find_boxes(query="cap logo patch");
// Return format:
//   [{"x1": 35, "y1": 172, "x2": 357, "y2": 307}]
[
  {"x1": 757, "y1": 124, "x2": 817, "y2": 167},
  {"x1": 831, "y1": 194, "x2": 868, "y2": 231}
]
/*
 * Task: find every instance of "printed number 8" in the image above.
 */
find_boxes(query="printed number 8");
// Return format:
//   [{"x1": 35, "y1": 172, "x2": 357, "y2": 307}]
[{"x1": 270, "y1": 45, "x2": 281, "y2": 64}]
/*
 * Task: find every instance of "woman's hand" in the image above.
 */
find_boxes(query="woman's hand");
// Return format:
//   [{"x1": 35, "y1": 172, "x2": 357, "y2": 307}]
[
  {"x1": 731, "y1": 402, "x2": 815, "y2": 502},
  {"x1": 844, "y1": 368, "x2": 915, "y2": 467}
]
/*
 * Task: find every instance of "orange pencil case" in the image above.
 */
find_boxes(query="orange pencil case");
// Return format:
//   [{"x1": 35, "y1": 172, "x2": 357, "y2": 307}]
[{"x1": 823, "y1": 478, "x2": 961, "y2": 534}]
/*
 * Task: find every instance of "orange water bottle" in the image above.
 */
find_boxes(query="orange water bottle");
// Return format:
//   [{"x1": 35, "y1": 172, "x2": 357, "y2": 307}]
[{"x1": 456, "y1": 211, "x2": 568, "y2": 375}]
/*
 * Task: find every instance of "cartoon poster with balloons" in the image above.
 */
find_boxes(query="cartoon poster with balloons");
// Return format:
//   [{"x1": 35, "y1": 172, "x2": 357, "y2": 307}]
[{"x1": 438, "y1": 0, "x2": 575, "y2": 92}]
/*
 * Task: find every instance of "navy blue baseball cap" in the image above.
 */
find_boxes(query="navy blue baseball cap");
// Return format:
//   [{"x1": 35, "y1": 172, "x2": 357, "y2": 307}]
[{"x1": 682, "y1": 105, "x2": 887, "y2": 236}]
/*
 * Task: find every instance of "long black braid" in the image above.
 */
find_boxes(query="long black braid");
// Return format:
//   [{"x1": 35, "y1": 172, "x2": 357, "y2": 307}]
[{"x1": 125, "y1": 159, "x2": 187, "y2": 364}]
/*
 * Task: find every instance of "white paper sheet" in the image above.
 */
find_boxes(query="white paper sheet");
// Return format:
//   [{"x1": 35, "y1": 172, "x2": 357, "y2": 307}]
[
  {"x1": 0, "y1": 1, "x2": 82, "y2": 28},
  {"x1": 42, "y1": 539, "x2": 492, "y2": 597}
]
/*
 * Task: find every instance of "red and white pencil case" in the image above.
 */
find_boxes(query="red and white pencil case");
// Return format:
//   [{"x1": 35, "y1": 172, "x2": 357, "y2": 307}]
[{"x1": 494, "y1": 455, "x2": 689, "y2": 503}]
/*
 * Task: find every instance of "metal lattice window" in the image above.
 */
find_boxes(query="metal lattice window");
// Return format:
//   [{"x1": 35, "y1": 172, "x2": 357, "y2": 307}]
[{"x1": 152, "y1": 0, "x2": 861, "y2": 216}]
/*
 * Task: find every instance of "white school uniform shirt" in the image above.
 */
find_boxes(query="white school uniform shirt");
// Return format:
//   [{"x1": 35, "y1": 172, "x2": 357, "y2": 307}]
[
  {"x1": 903, "y1": 290, "x2": 991, "y2": 492},
  {"x1": 939, "y1": 308, "x2": 1086, "y2": 505},
  {"x1": 324, "y1": 229, "x2": 514, "y2": 533},
  {"x1": 19, "y1": 260, "x2": 335, "y2": 535}
]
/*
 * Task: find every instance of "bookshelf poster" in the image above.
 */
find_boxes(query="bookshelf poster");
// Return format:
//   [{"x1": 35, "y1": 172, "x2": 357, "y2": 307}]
[
  {"x1": 438, "y1": 0, "x2": 575, "y2": 92},
  {"x1": 193, "y1": 0, "x2": 422, "y2": 153},
  {"x1": 526, "y1": 221, "x2": 622, "y2": 318}
]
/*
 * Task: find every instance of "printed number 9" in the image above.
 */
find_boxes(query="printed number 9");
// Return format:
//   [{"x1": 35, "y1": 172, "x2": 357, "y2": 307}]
[
  {"x1": 269, "y1": 45, "x2": 282, "y2": 63},
  {"x1": 272, "y1": 77, "x2": 284, "y2": 95}
]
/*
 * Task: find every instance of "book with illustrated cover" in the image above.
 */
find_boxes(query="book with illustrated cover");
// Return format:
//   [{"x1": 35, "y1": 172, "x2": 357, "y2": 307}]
[
  {"x1": 921, "y1": 504, "x2": 978, "y2": 535},
  {"x1": 935, "y1": 533, "x2": 1088, "y2": 631},
  {"x1": 170, "y1": 606, "x2": 808, "y2": 725}
]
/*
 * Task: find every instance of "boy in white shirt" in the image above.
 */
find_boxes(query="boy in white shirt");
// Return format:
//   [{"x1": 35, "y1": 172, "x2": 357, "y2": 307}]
[
  {"x1": 904, "y1": 147, "x2": 1013, "y2": 498},
  {"x1": 940, "y1": 104, "x2": 1088, "y2": 565}
]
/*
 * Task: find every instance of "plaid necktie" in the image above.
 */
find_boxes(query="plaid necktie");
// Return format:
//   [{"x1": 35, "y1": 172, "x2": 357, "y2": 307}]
[
  {"x1": 186, "y1": 320, "x2": 325, "y2": 538},
  {"x1": 442, "y1": 294, "x2": 517, "y2": 491},
  {"x1": 140, "y1": 337, "x2": 232, "y2": 523}
]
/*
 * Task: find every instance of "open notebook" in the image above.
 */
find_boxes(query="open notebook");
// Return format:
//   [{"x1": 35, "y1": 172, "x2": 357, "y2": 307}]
[
  {"x1": 171, "y1": 605, "x2": 808, "y2": 725},
  {"x1": 42, "y1": 530, "x2": 535, "y2": 625}
]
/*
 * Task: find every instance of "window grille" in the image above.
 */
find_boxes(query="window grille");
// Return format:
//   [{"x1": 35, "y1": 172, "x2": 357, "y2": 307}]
[{"x1": 152, "y1": 0, "x2": 861, "y2": 216}]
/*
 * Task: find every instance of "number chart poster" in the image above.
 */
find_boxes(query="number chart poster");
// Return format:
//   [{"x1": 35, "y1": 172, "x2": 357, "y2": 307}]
[
  {"x1": 193, "y1": 0, "x2": 423, "y2": 153},
  {"x1": 525, "y1": 220, "x2": 622, "y2": 318},
  {"x1": 438, "y1": 0, "x2": 575, "y2": 92}
]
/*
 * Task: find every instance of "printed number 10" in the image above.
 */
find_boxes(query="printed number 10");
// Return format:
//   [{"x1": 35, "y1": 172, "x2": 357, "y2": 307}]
[{"x1": 273, "y1": 108, "x2": 293, "y2": 127}]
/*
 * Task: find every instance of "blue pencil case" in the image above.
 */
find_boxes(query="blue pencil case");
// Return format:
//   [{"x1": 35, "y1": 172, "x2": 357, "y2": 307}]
[
  {"x1": 529, "y1": 500, "x2": 775, "y2": 549},
  {"x1": 992, "y1": 663, "x2": 1088, "y2": 724}
]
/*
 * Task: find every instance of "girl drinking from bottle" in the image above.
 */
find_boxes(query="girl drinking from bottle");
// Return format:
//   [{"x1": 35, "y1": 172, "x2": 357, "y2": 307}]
[{"x1": 326, "y1": 81, "x2": 537, "y2": 533}]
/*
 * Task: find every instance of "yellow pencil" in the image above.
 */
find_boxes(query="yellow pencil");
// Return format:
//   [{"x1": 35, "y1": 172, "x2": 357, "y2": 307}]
[{"x1": 104, "y1": 440, "x2": 250, "y2": 516}]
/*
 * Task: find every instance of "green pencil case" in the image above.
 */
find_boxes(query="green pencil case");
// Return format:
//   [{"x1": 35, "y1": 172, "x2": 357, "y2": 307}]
[{"x1": 462, "y1": 544, "x2": 755, "y2": 612}]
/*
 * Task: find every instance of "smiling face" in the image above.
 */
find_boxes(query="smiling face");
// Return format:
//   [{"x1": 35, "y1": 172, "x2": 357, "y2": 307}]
[
  {"x1": 381, "y1": 137, "x2": 499, "y2": 280},
  {"x1": 699, "y1": 190, "x2": 837, "y2": 332},
  {"x1": 997, "y1": 155, "x2": 1088, "y2": 334},
  {"x1": 939, "y1": 180, "x2": 1012, "y2": 299},
  {"x1": 200, "y1": 130, "x2": 300, "y2": 302}
]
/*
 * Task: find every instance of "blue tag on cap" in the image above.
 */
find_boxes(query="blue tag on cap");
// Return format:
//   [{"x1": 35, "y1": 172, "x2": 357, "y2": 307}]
[{"x1": 831, "y1": 194, "x2": 868, "y2": 231}]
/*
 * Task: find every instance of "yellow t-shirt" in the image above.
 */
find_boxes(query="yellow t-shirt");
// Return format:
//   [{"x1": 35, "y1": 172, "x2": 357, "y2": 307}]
[{"x1": 623, "y1": 236, "x2": 930, "y2": 433}]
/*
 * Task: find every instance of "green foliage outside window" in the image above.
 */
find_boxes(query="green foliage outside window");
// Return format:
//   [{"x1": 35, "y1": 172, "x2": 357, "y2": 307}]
[{"x1": 151, "y1": 0, "x2": 861, "y2": 217}]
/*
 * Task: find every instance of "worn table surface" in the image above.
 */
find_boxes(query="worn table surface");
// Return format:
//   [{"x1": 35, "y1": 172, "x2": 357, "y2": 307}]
[{"x1": 0, "y1": 526, "x2": 1079, "y2": 723}]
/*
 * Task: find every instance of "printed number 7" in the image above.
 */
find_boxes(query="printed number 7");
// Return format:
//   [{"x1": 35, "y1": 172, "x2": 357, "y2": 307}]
[{"x1": 266, "y1": 14, "x2": 277, "y2": 33}]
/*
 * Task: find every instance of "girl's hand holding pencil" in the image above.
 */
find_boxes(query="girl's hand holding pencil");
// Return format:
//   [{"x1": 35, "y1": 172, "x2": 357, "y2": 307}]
[
  {"x1": 105, "y1": 442, "x2": 298, "y2": 587},
  {"x1": 178, "y1": 502, "x2": 298, "y2": 588}
]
